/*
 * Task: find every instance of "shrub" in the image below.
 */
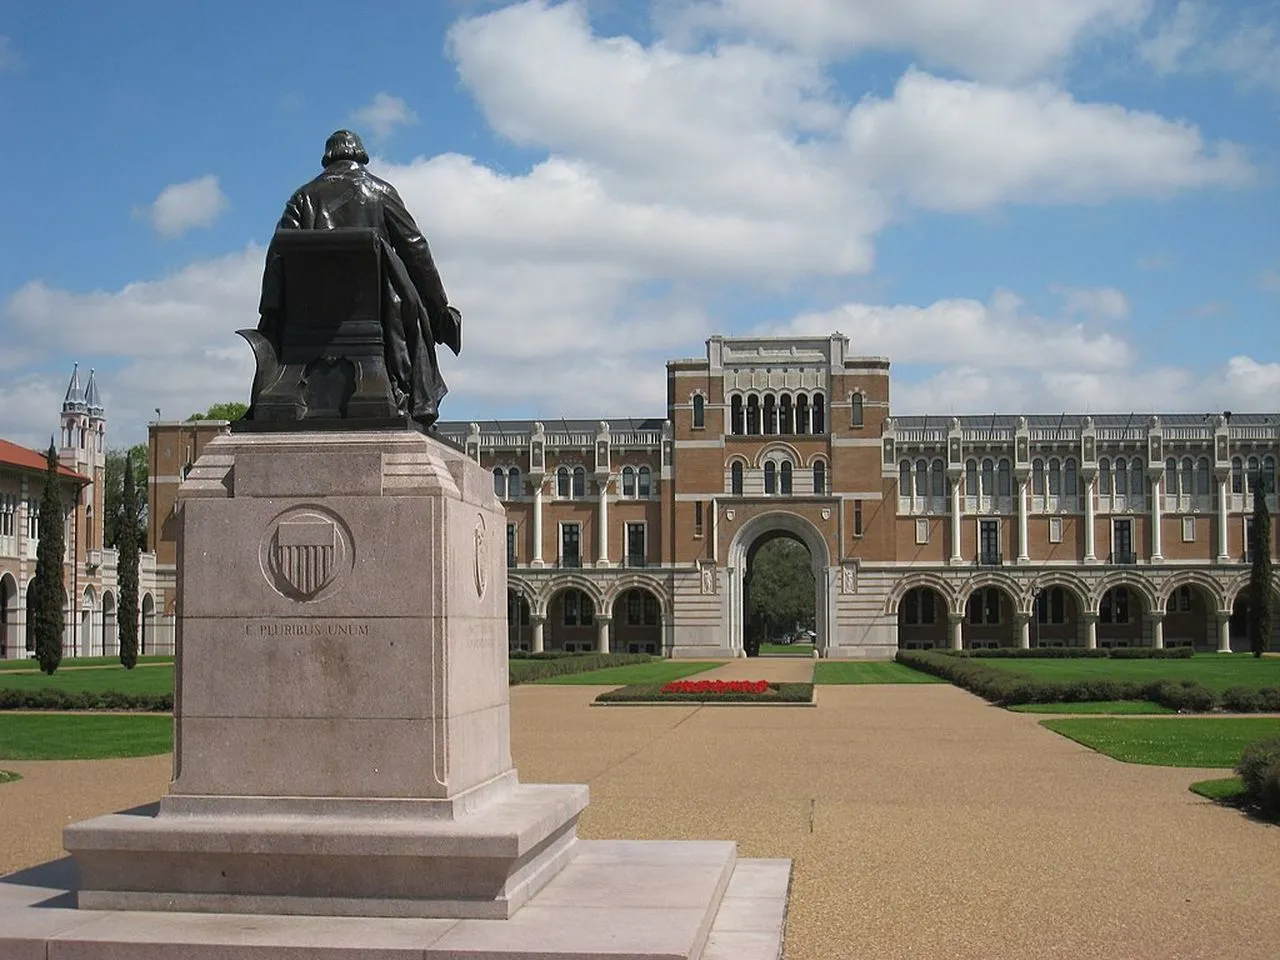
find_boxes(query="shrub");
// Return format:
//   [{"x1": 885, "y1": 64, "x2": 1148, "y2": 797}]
[
  {"x1": 0, "y1": 688, "x2": 172, "y2": 711},
  {"x1": 507, "y1": 653, "x2": 650, "y2": 685},
  {"x1": 1221, "y1": 686, "x2": 1265, "y2": 713},
  {"x1": 1146, "y1": 680, "x2": 1217, "y2": 712},
  {"x1": 1235, "y1": 738, "x2": 1280, "y2": 820},
  {"x1": 1109, "y1": 647, "x2": 1194, "y2": 659},
  {"x1": 968, "y1": 647, "x2": 1109, "y2": 659}
]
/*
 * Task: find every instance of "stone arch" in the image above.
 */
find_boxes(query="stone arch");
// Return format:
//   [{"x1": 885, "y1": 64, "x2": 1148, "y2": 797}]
[
  {"x1": 1027, "y1": 570, "x2": 1090, "y2": 613},
  {"x1": 603, "y1": 574, "x2": 669, "y2": 617},
  {"x1": 957, "y1": 571, "x2": 1027, "y2": 616},
  {"x1": 80, "y1": 585, "x2": 97, "y2": 659},
  {"x1": 1156, "y1": 570, "x2": 1228, "y2": 612},
  {"x1": 141, "y1": 592, "x2": 156, "y2": 655},
  {"x1": 1222, "y1": 573, "x2": 1280, "y2": 610},
  {"x1": 884, "y1": 572, "x2": 956, "y2": 617},
  {"x1": 0, "y1": 572, "x2": 17, "y2": 659},
  {"x1": 753, "y1": 441, "x2": 803, "y2": 469},
  {"x1": 536, "y1": 575, "x2": 605, "y2": 620},
  {"x1": 1089, "y1": 572, "x2": 1157, "y2": 616},
  {"x1": 101, "y1": 589, "x2": 117, "y2": 657},
  {"x1": 726, "y1": 510, "x2": 832, "y2": 656},
  {"x1": 507, "y1": 575, "x2": 537, "y2": 605}
]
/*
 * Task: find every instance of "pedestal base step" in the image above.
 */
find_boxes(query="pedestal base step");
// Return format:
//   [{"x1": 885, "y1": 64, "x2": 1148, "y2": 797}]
[{"x1": 0, "y1": 841, "x2": 789, "y2": 959}]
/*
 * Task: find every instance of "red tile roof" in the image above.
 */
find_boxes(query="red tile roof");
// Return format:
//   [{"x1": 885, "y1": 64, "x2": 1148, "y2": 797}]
[{"x1": 0, "y1": 439, "x2": 89, "y2": 483}]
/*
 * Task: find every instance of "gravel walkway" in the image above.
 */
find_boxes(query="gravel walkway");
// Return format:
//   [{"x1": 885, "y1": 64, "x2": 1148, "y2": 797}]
[
  {"x1": 691, "y1": 657, "x2": 815, "y2": 682},
  {"x1": 3, "y1": 685, "x2": 1278, "y2": 959}
]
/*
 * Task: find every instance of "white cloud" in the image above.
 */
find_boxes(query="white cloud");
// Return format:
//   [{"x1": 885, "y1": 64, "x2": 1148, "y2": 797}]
[
  {"x1": 844, "y1": 69, "x2": 1252, "y2": 211},
  {"x1": 1140, "y1": 2, "x2": 1280, "y2": 91},
  {"x1": 664, "y1": 0, "x2": 1151, "y2": 82},
  {"x1": 0, "y1": 35, "x2": 24, "y2": 73},
  {"x1": 350, "y1": 92, "x2": 419, "y2": 140},
  {"x1": 1052, "y1": 285, "x2": 1130, "y2": 322},
  {"x1": 143, "y1": 175, "x2": 229, "y2": 238}
]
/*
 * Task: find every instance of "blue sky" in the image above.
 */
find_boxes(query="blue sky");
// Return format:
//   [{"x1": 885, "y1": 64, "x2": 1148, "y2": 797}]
[{"x1": 1, "y1": 0, "x2": 1277, "y2": 448}]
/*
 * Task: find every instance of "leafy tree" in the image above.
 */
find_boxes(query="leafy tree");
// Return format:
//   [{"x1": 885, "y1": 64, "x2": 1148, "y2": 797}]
[
  {"x1": 1248, "y1": 477, "x2": 1274, "y2": 659},
  {"x1": 746, "y1": 538, "x2": 815, "y2": 650},
  {"x1": 117, "y1": 450, "x2": 140, "y2": 669},
  {"x1": 187, "y1": 401, "x2": 248, "y2": 422},
  {"x1": 31, "y1": 444, "x2": 66, "y2": 675},
  {"x1": 104, "y1": 443, "x2": 148, "y2": 551}
]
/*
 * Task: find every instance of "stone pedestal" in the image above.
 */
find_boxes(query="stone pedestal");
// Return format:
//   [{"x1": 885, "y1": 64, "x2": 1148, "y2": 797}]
[
  {"x1": 1, "y1": 429, "x2": 790, "y2": 959},
  {"x1": 64, "y1": 431, "x2": 585, "y2": 920}
]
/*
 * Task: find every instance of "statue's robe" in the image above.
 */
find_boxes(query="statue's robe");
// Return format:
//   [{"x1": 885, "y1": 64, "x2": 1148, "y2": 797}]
[{"x1": 257, "y1": 159, "x2": 461, "y2": 426}]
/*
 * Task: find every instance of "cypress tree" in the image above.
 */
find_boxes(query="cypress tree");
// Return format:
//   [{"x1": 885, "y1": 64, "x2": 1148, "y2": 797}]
[
  {"x1": 1247, "y1": 477, "x2": 1274, "y2": 659},
  {"x1": 31, "y1": 443, "x2": 66, "y2": 675},
  {"x1": 118, "y1": 450, "x2": 140, "y2": 669}
]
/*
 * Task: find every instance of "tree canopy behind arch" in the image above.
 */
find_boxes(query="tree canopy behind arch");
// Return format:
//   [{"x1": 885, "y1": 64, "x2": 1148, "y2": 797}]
[
  {"x1": 187, "y1": 401, "x2": 248, "y2": 422},
  {"x1": 746, "y1": 537, "x2": 815, "y2": 641}
]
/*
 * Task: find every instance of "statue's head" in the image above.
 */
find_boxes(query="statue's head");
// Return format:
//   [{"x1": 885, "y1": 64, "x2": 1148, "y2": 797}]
[{"x1": 322, "y1": 130, "x2": 369, "y2": 168}]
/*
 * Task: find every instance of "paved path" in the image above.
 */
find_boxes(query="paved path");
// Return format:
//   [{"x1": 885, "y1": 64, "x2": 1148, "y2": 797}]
[
  {"x1": 692, "y1": 656, "x2": 815, "y2": 682},
  {"x1": 3, "y1": 685, "x2": 1278, "y2": 959}
]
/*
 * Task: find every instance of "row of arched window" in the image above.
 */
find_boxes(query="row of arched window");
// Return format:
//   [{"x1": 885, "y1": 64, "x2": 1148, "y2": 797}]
[
  {"x1": 1231, "y1": 455, "x2": 1277, "y2": 495},
  {"x1": 898, "y1": 458, "x2": 1018, "y2": 499},
  {"x1": 493, "y1": 465, "x2": 653, "y2": 500},
  {"x1": 728, "y1": 459, "x2": 826, "y2": 496},
  {"x1": 1097, "y1": 458, "x2": 1146, "y2": 497},
  {"x1": 729, "y1": 392, "x2": 826, "y2": 436},
  {"x1": 1164, "y1": 457, "x2": 1212, "y2": 498}
]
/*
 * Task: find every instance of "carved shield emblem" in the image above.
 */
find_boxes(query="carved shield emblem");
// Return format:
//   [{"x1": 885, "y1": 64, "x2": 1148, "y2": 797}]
[{"x1": 261, "y1": 507, "x2": 353, "y2": 602}]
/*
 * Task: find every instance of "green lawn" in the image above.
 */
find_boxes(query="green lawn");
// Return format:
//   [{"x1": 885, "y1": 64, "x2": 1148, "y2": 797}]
[
  {"x1": 1040, "y1": 717, "x2": 1280, "y2": 767},
  {"x1": 0, "y1": 714, "x2": 173, "y2": 760},
  {"x1": 1189, "y1": 776, "x2": 1246, "y2": 802},
  {"x1": 980, "y1": 654, "x2": 1280, "y2": 692},
  {"x1": 1009, "y1": 700, "x2": 1175, "y2": 715},
  {"x1": 0, "y1": 655, "x2": 173, "y2": 672},
  {"x1": 0, "y1": 664, "x2": 174, "y2": 697},
  {"x1": 814, "y1": 661, "x2": 945, "y2": 685},
  {"x1": 535, "y1": 661, "x2": 719, "y2": 686},
  {"x1": 758, "y1": 643, "x2": 814, "y2": 657}
]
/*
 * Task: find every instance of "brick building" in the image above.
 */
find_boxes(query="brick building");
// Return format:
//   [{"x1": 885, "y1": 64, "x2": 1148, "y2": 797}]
[
  {"x1": 0, "y1": 367, "x2": 169, "y2": 659},
  {"x1": 149, "y1": 334, "x2": 1280, "y2": 658}
]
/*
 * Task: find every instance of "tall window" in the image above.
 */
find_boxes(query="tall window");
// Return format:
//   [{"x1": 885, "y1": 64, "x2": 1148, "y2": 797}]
[
  {"x1": 506, "y1": 523, "x2": 517, "y2": 567},
  {"x1": 1165, "y1": 458, "x2": 1178, "y2": 496},
  {"x1": 966, "y1": 459, "x2": 978, "y2": 497},
  {"x1": 493, "y1": 468, "x2": 506, "y2": 498},
  {"x1": 812, "y1": 394, "x2": 825, "y2": 434},
  {"x1": 1064, "y1": 458, "x2": 1078, "y2": 496},
  {"x1": 763, "y1": 395, "x2": 777, "y2": 434},
  {"x1": 1179, "y1": 458, "x2": 1193, "y2": 499},
  {"x1": 1114, "y1": 457, "x2": 1128, "y2": 495},
  {"x1": 637, "y1": 465, "x2": 651, "y2": 497},
  {"x1": 1129, "y1": 459, "x2": 1144, "y2": 500},
  {"x1": 967, "y1": 587, "x2": 1001, "y2": 624},
  {"x1": 1032, "y1": 459, "x2": 1045, "y2": 496},
  {"x1": 900, "y1": 460, "x2": 912, "y2": 495},
  {"x1": 1047, "y1": 458, "x2": 1061, "y2": 497},
  {"x1": 780, "y1": 461, "x2": 793, "y2": 495},
  {"x1": 997, "y1": 458, "x2": 1012, "y2": 497},
  {"x1": 562, "y1": 588, "x2": 593, "y2": 626},
  {"x1": 626, "y1": 523, "x2": 646, "y2": 566},
  {"x1": 557, "y1": 466, "x2": 570, "y2": 498},
  {"x1": 915, "y1": 459, "x2": 928, "y2": 498},
  {"x1": 930, "y1": 458, "x2": 945, "y2": 498},
  {"x1": 622, "y1": 466, "x2": 635, "y2": 497},
  {"x1": 764, "y1": 461, "x2": 777, "y2": 495},
  {"x1": 1231, "y1": 457, "x2": 1243, "y2": 494},
  {"x1": 1036, "y1": 587, "x2": 1067, "y2": 625},
  {"x1": 1113, "y1": 518, "x2": 1133, "y2": 562},
  {"x1": 813, "y1": 460, "x2": 826, "y2": 495},
  {"x1": 560, "y1": 524, "x2": 580, "y2": 567},
  {"x1": 731, "y1": 396, "x2": 744, "y2": 435},
  {"x1": 746, "y1": 394, "x2": 760, "y2": 435},
  {"x1": 508, "y1": 467, "x2": 521, "y2": 498},
  {"x1": 572, "y1": 466, "x2": 586, "y2": 498},
  {"x1": 981, "y1": 459, "x2": 994, "y2": 498},
  {"x1": 1100, "y1": 586, "x2": 1130, "y2": 624},
  {"x1": 694, "y1": 501, "x2": 703, "y2": 537},
  {"x1": 26, "y1": 501, "x2": 38, "y2": 540},
  {"x1": 1099, "y1": 458, "x2": 1112, "y2": 494},
  {"x1": 853, "y1": 499, "x2": 863, "y2": 537},
  {"x1": 779, "y1": 394, "x2": 794, "y2": 434},
  {"x1": 731, "y1": 461, "x2": 744, "y2": 495},
  {"x1": 692, "y1": 394, "x2": 705, "y2": 428},
  {"x1": 795, "y1": 394, "x2": 810, "y2": 434},
  {"x1": 979, "y1": 519, "x2": 1000, "y2": 565},
  {"x1": 1196, "y1": 457, "x2": 1211, "y2": 496},
  {"x1": 851, "y1": 393, "x2": 864, "y2": 427}
]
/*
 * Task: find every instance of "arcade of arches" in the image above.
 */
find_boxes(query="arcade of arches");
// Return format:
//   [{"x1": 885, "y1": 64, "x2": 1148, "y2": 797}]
[
  {"x1": 508, "y1": 585, "x2": 664, "y2": 655},
  {"x1": 896, "y1": 580, "x2": 1272, "y2": 652}
]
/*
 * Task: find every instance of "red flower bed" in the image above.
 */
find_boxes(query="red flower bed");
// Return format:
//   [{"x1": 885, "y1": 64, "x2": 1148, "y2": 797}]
[{"x1": 661, "y1": 679, "x2": 771, "y2": 695}]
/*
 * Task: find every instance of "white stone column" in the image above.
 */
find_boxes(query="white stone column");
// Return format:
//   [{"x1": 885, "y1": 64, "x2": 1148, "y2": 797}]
[
  {"x1": 949, "y1": 613, "x2": 963, "y2": 651},
  {"x1": 1151, "y1": 613, "x2": 1164, "y2": 650},
  {"x1": 1215, "y1": 475, "x2": 1229, "y2": 562},
  {"x1": 531, "y1": 617, "x2": 545, "y2": 654},
  {"x1": 1017, "y1": 614, "x2": 1030, "y2": 650},
  {"x1": 1084, "y1": 614, "x2": 1098, "y2": 650},
  {"x1": 1016, "y1": 477, "x2": 1029, "y2": 563},
  {"x1": 597, "y1": 483, "x2": 609, "y2": 567},
  {"x1": 1083, "y1": 474, "x2": 1097, "y2": 562},
  {"x1": 1149, "y1": 473, "x2": 1163, "y2": 562},
  {"x1": 949, "y1": 476, "x2": 963, "y2": 564},
  {"x1": 532, "y1": 483, "x2": 544, "y2": 567},
  {"x1": 596, "y1": 617, "x2": 611, "y2": 654},
  {"x1": 1216, "y1": 612, "x2": 1232, "y2": 653}
]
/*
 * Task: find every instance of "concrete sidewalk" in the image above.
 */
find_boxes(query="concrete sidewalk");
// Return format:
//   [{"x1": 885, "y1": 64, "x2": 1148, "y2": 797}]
[{"x1": 691, "y1": 656, "x2": 815, "y2": 683}]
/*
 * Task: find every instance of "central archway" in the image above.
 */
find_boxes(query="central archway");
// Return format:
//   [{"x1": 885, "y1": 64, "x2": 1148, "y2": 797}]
[{"x1": 726, "y1": 512, "x2": 832, "y2": 657}]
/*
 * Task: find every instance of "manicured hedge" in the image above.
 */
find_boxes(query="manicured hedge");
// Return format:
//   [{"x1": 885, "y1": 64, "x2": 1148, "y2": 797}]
[
  {"x1": 509, "y1": 653, "x2": 650, "y2": 685},
  {"x1": 896, "y1": 649, "x2": 1280, "y2": 712},
  {"x1": 595, "y1": 682, "x2": 813, "y2": 704},
  {"x1": 952, "y1": 647, "x2": 1193, "y2": 660},
  {"x1": 1236, "y1": 737, "x2": 1280, "y2": 820},
  {"x1": 0, "y1": 688, "x2": 173, "y2": 712}
]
